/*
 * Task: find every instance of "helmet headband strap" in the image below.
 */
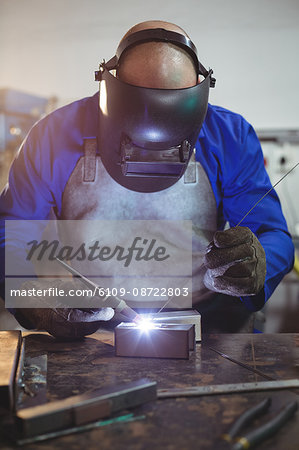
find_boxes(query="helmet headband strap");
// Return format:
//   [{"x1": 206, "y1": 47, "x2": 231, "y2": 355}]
[{"x1": 103, "y1": 28, "x2": 215, "y2": 87}]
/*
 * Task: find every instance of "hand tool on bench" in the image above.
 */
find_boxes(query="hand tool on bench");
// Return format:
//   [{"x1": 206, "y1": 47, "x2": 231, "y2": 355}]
[{"x1": 222, "y1": 397, "x2": 297, "y2": 450}]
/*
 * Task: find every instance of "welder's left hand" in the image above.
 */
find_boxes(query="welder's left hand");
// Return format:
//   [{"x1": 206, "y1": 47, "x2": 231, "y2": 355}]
[{"x1": 203, "y1": 226, "x2": 266, "y2": 296}]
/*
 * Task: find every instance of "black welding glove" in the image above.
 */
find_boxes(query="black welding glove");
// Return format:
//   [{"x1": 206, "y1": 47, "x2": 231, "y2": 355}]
[
  {"x1": 14, "y1": 279, "x2": 114, "y2": 340},
  {"x1": 203, "y1": 226, "x2": 266, "y2": 297}
]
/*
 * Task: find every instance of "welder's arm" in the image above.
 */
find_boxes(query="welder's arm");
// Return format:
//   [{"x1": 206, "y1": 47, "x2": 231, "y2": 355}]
[
  {"x1": 0, "y1": 115, "x2": 80, "y2": 314},
  {"x1": 199, "y1": 122, "x2": 294, "y2": 311},
  {"x1": 0, "y1": 122, "x2": 57, "y2": 310}
]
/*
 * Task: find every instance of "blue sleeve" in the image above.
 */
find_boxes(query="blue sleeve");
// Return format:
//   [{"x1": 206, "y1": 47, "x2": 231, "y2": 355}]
[
  {"x1": 0, "y1": 97, "x2": 89, "y2": 303},
  {"x1": 197, "y1": 106, "x2": 294, "y2": 311},
  {"x1": 0, "y1": 122, "x2": 56, "y2": 305}
]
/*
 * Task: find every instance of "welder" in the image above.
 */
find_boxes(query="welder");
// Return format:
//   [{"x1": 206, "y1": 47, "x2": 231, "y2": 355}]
[{"x1": 0, "y1": 20, "x2": 294, "y2": 338}]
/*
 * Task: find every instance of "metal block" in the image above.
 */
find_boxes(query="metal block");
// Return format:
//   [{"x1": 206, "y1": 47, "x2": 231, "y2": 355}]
[
  {"x1": 16, "y1": 378, "x2": 156, "y2": 437},
  {"x1": 142, "y1": 310, "x2": 201, "y2": 341},
  {"x1": 115, "y1": 322, "x2": 195, "y2": 359},
  {"x1": 0, "y1": 330, "x2": 22, "y2": 411}
]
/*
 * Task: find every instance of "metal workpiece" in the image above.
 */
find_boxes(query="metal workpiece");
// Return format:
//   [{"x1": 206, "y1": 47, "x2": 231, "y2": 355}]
[
  {"x1": 0, "y1": 331, "x2": 23, "y2": 411},
  {"x1": 15, "y1": 378, "x2": 156, "y2": 438},
  {"x1": 115, "y1": 322, "x2": 195, "y2": 359},
  {"x1": 143, "y1": 309, "x2": 201, "y2": 341}
]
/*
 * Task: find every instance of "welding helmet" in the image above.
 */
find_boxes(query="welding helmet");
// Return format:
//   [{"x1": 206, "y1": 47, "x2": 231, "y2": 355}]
[{"x1": 95, "y1": 28, "x2": 216, "y2": 193}]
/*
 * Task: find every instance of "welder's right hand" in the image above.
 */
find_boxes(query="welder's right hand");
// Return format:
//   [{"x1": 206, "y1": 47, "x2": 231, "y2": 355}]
[{"x1": 14, "y1": 279, "x2": 114, "y2": 340}]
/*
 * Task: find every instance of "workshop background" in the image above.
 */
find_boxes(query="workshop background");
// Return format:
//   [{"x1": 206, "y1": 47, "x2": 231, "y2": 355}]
[{"x1": 0, "y1": 0, "x2": 298, "y2": 332}]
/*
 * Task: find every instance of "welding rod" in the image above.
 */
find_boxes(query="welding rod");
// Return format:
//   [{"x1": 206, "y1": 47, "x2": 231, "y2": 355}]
[
  {"x1": 55, "y1": 258, "x2": 139, "y2": 322},
  {"x1": 236, "y1": 161, "x2": 299, "y2": 226}
]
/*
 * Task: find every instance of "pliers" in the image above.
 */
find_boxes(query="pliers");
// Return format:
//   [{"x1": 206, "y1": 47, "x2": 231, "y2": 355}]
[{"x1": 222, "y1": 398, "x2": 297, "y2": 449}]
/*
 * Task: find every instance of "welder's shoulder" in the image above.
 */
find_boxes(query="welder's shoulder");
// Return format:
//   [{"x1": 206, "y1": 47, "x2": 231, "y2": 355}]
[
  {"x1": 206, "y1": 103, "x2": 247, "y2": 123},
  {"x1": 204, "y1": 104, "x2": 253, "y2": 143}
]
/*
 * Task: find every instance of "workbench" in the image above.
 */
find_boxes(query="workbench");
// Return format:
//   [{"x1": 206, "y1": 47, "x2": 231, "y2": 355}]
[{"x1": 1, "y1": 332, "x2": 299, "y2": 449}]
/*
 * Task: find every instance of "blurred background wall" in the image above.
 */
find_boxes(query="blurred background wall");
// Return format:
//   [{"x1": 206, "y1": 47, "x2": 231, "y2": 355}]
[
  {"x1": 0, "y1": 0, "x2": 299, "y2": 331},
  {"x1": 1, "y1": 0, "x2": 299, "y2": 128}
]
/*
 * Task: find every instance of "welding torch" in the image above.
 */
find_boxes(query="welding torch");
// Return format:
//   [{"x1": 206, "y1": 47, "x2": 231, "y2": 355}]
[{"x1": 55, "y1": 258, "x2": 140, "y2": 322}]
